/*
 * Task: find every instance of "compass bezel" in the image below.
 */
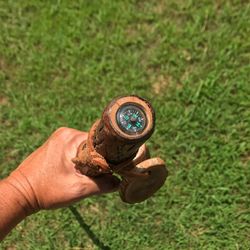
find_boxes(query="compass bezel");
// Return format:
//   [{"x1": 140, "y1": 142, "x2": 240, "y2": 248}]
[
  {"x1": 116, "y1": 103, "x2": 147, "y2": 135},
  {"x1": 102, "y1": 96, "x2": 155, "y2": 142}
]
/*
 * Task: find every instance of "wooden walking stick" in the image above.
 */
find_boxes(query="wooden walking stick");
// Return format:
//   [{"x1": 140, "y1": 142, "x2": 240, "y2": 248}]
[{"x1": 72, "y1": 95, "x2": 168, "y2": 203}]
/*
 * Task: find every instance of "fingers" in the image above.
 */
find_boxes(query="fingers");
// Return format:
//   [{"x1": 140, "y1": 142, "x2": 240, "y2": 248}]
[
  {"x1": 85, "y1": 174, "x2": 121, "y2": 196},
  {"x1": 52, "y1": 127, "x2": 88, "y2": 143}
]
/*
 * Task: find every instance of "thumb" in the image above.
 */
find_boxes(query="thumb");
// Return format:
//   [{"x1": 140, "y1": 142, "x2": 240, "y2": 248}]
[{"x1": 85, "y1": 174, "x2": 121, "y2": 196}]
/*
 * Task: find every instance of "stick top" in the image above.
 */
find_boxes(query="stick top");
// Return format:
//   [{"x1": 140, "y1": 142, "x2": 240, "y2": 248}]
[{"x1": 102, "y1": 95, "x2": 155, "y2": 142}]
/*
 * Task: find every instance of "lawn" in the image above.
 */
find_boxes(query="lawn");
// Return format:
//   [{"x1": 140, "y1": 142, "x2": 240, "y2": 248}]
[{"x1": 0, "y1": 0, "x2": 249, "y2": 249}]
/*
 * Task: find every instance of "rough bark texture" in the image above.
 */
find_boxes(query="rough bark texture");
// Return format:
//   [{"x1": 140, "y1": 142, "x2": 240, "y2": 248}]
[
  {"x1": 93, "y1": 119, "x2": 144, "y2": 164},
  {"x1": 72, "y1": 96, "x2": 168, "y2": 203}
]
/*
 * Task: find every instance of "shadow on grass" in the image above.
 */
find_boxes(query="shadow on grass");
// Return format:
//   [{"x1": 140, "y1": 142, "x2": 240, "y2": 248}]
[{"x1": 69, "y1": 206, "x2": 111, "y2": 250}]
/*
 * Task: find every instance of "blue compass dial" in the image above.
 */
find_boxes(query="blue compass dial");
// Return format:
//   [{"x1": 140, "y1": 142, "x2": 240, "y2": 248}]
[{"x1": 116, "y1": 104, "x2": 146, "y2": 134}]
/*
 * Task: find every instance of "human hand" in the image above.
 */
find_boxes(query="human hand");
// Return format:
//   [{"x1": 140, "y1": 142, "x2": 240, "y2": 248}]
[{"x1": 5, "y1": 127, "x2": 120, "y2": 214}]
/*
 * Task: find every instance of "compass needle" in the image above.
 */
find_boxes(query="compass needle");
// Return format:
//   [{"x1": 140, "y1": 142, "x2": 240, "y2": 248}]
[{"x1": 116, "y1": 104, "x2": 146, "y2": 135}]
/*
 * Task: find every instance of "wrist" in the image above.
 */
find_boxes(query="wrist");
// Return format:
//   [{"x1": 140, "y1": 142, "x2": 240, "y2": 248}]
[
  {"x1": 3, "y1": 170, "x2": 40, "y2": 216},
  {"x1": 0, "y1": 176, "x2": 35, "y2": 241}
]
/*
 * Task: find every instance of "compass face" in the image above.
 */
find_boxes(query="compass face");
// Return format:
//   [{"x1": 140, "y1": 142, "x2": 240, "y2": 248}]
[{"x1": 116, "y1": 104, "x2": 147, "y2": 135}]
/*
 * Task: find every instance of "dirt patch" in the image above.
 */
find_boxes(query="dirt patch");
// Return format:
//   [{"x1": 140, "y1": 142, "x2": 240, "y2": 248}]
[
  {"x1": 0, "y1": 96, "x2": 9, "y2": 106},
  {"x1": 89, "y1": 204, "x2": 102, "y2": 214},
  {"x1": 152, "y1": 74, "x2": 172, "y2": 94},
  {"x1": 151, "y1": 74, "x2": 182, "y2": 94},
  {"x1": 190, "y1": 227, "x2": 208, "y2": 237},
  {"x1": 180, "y1": 64, "x2": 194, "y2": 83},
  {"x1": 152, "y1": 0, "x2": 166, "y2": 15},
  {"x1": 0, "y1": 57, "x2": 7, "y2": 70},
  {"x1": 125, "y1": 22, "x2": 156, "y2": 40},
  {"x1": 0, "y1": 56, "x2": 11, "y2": 72},
  {"x1": 0, "y1": 56, "x2": 18, "y2": 80},
  {"x1": 5, "y1": 246, "x2": 17, "y2": 250},
  {"x1": 136, "y1": 0, "x2": 167, "y2": 15},
  {"x1": 241, "y1": 152, "x2": 250, "y2": 165}
]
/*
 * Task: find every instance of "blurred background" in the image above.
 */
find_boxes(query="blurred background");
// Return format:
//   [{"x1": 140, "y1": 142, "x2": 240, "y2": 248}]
[{"x1": 0, "y1": 0, "x2": 249, "y2": 249}]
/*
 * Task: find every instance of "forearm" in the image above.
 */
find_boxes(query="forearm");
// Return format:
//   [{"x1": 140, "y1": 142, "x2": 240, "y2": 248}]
[
  {"x1": 0, "y1": 128, "x2": 119, "y2": 241},
  {"x1": 0, "y1": 178, "x2": 32, "y2": 241}
]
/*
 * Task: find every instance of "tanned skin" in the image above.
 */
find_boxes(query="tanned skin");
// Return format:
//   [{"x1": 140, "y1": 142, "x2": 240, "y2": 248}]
[{"x1": 0, "y1": 128, "x2": 120, "y2": 241}]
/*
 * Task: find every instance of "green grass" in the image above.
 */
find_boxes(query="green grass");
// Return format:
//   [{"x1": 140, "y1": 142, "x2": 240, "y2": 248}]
[{"x1": 0, "y1": 0, "x2": 250, "y2": 249}]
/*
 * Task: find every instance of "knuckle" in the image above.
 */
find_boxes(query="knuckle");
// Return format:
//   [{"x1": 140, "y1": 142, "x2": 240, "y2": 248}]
[
  {"x1": 53, "y1": 127, "x2": 69, "y2": 137},
  {"x1": 51, "y1": 127, "x2": 85, "y2": 142},
  {"x1": 56, "y1": 127, "x2": 68, "y2": 133}
]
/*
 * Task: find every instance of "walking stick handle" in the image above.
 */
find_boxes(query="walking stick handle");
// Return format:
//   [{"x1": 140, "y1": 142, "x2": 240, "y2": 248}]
[{"x1": 72, "y1": 95, "x2": 168, "y2": 203}]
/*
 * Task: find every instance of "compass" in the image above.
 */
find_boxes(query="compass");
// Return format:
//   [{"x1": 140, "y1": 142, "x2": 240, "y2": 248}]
[{"x1": 116, "y1": 104, "x2": 147, "y2": 135}]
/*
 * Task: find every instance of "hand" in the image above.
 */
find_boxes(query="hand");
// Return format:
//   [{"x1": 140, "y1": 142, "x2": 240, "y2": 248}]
[{"x1": 5, "y1": 127, "x2": 120, "y2": 213}]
